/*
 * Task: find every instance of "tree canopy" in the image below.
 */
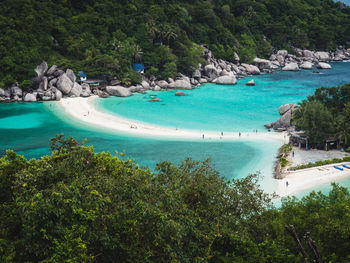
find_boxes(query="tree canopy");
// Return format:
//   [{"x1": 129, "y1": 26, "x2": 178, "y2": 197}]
[
  {"x1": 1, "y1": 0, "x2": 350, "y2": 86},
  {"x1": 1, "y1": 135, "x2": 350, "y2": 262}
]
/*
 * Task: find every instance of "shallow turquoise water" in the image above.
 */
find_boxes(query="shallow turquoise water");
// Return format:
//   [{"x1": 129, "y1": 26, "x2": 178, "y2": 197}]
[
  {"x1": 96, "y1": 62, "x2": 350, "y2": 132},
  {"x1": 1, "y1": 62, "x2": 350, "y2": 197}
]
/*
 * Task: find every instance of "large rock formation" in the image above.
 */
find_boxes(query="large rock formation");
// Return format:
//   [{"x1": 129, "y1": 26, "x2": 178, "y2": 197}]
[
  {"x1": 204, "y1": 64, "x2": 220, "y2": 79},
  {"x1": 265, "y1": 103, "x2": 298, "y2": 130},
  {"x1": 24, "y1": 93, "x2": 37, "y2": 102},
  {"x1": 300, "y1": 62, "x2": 313, "y2": 69},
  {"x1": 315, "y1": 51, "x2": 330, "y2": 62},
  {"x1": 317, "y1": 62, "x2": 332, "y2": 69},
  {"x1": 105, "y1": 86, "x2": 132, "y2": 97},
  {"x1": 213, "y1": 75, "x2": 237, "y2": 85},
  {"x1": 282, "y1": 63, "x2": 299, "y2": 71},
  {"x1": 241, "y1": 63, "x2": 260, "y2": 75},
  {"x1": 168, "y1": 79, "x2": 192, "y2": 90},
  {"x1": 35, "y1": 61, "x2": 48, "y2": 78},
  {"x1": 56, "y1": 73, "x2": 73, "y2": 94},
  {"x1": 69, "y1": 82, "x2": 82, "y2": 97}
]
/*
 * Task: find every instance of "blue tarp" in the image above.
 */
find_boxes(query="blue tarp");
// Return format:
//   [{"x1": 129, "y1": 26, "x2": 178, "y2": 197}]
[
  {"x1": 78, "y1": 71, "x2": 87, "y2": 78},
  {"x1": 132, "y1": 64, "x2": 145, "y2": 72}
]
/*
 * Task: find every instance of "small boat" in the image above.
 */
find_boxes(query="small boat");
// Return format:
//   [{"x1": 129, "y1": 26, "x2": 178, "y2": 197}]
[
  {"x1": 334, "y1": 166, "x2": 344, "y2": 171},
  {"x1": 342, "y1": 164, "x2": 350, "y2": 169}
]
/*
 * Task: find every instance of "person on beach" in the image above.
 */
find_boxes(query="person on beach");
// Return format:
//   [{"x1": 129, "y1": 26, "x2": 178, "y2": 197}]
[
  {"x1": 286, "y1": 181, "x2": 289, "y2": 187},
  {"x1": 202, "y1": 134, "x2": 204, "y2": 139},
  {"x1": 292, "y1": 151, "x2": 294, "y2": 157},
  {"x1": 239, "y1": 132, "x2": 241, "y2": 137},
  {"x1": 221, "y1": 131, "x2": 223, "y2": 136}
]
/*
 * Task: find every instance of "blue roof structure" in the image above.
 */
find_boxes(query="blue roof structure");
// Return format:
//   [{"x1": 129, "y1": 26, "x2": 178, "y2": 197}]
[
  {"x1": 78, "y1": 71, "x2": 87, "y2": 78},
  {"x1": 132, "y1": 64, "x2": 145, "y2": 72}
]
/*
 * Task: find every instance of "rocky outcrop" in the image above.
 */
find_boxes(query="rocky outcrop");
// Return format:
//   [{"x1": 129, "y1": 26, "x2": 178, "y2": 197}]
[
  {"x1": 213, "y1": 74, "x2": 237, "y2": 85},
  {"x1": 24, "y1": 93, "x2": 37, "y2": 102},
  {"x1": 69, "y1": 82, "x2": 82, "y2": 97},
  {"x1": 56, "y1": 73, "x2": 73, "y2": 94},
  {"x1": 245, "y1": 79, "x2": 255, "y2": 86},
  {"x1": 141, "y1": 80, "x2": 150, "y2": 90},
  {"x1": 55, "y1": 89, "x2": 62, "y2": 101},
  {"x1": 66, "y1": 69, "x2": 76, "y2": 83},
  {"x1": 81, "y1": 83, "x2": 91, "y2": 97},
  {"x1": 241, "y1": 63, "x2": 260, "y2": 75},
  {"x1": 10, "y1": 86, "x2": 23, "y2": 97},
  {"x1": 35, "y1": 61, "x2": 48, "y2": 78},
  {"x1": 282, "y1": 63, "x2": 299, "y2": 71},
  {"x1": 106, "y1": 86, "x2": 132, "y2": 97},
  {"x1": 168, "y1": 79, "x2": 192, "y2": 90},
  {"x1": 300, "y1": 62, "x2": 313, "y2": 69},
  {"x1": 204, "y1": 64, "x2": 220, "y2": 79},
  {"x1": 317, "y1": 62, "x2": 332, "y2": 69},
  {"x1": 157, "y1": 80, "x2": 168, "y2": 89},
  {"x1": 266, "y1": 103, "x2": 298, "y2": 131},
  {"x1": 253, "y1": 58, "x2": 272, "y2": 70},
  {"x1": 315, "y1": 51, "x2": 330, "y2": 62}
]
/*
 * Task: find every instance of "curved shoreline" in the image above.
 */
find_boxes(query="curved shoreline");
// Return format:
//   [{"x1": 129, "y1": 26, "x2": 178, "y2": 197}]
[{"x1": 58, "y1": 96, "x2": 288, "y2": 142}]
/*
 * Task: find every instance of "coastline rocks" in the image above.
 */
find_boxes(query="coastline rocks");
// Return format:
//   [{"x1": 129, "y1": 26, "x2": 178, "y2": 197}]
[
  {"x1": 277, "y1": 50, "x2": 288, "y2": 57},
  {"x1": 152, "y1": 85, "x2": 161, "y2": 91},
  {"x1": 168, "y1": 79, "x2": 192, "y2": 90},
  {"x1": 35, "y1": 61, "x2": 48, "y2": 78},
  {"x1": 69, "y1": 82, "x2": 82, "y2": 97},
  {"x1": 66, "y1": 69, "x2": 76, "y2": 83},
  {"x1": 97, "y1": 90, "x2": 109, "y2": 98},
  {"x1": 315, "y1": 51, "x2": 330, "y2": 62},
  {"x1": 253, "y1": 57, "x2": 272, "y2": 70},
  {"x1": 278, "y1": 103, "x2": 297, "y2": 115},
  {"x1": 157, "y1": 80, "x2": 168, "y2": 89},
  {"x1": 300, "y1": 62, "x2": 313, "y2": 69},
  {"x1": 204, "y1": 64, "x2": 220, "y2": 79},
  {"x1": 192, "y1": 69, "x2": 201, "y2": 79},
  {"x1": 175, "y1": 91, "x2": 186, "y2": 96},
  {"x1": 303, "y1": 50, "x2": 314, "y2": 58},
  {"x1": 241, "y1": 63, "x2": 260, "y2": 75},
  {"x1": 24, "y1": 93, "x2": 37, "y2": 102},
  {"x1": 47, "y1": 65, "x2": 58, "y2": 76},
  {"x1": 53, "y1": 69, "x2": 64, "y2": 78},
  {"x1": 0, "y1": 88, "x2": 4, "y2": 97},
  {"x1": 105, "y1": 85, "x2": 132, "y2": 97},
  {"x1": 81, "y1": 83, "x2": 91, "y2": 97},
  {"x1": 141, "y1": 80, "x2": 150, "y2": 90},
  {"x1": 129, "y1": 85, "x2": 143, "y2": 93},
  {"x1": 56, "y1": 73, "x2": 73, "y2": 94},
  {"x1": 317, "y1": 62, "x2": 332, "y2": 69},
  {"x1": 213, "y1": 74, "x2": 237, "y2": 85},
  {"x1": 245, "y1": 79, "x2": 255, "y2": 86},
  {"x1": 282, "y1": 63, "x2": 299, "y2": 71},
  {"x1": 10, "y1": 86, "x2": 22, "y2": 97}
]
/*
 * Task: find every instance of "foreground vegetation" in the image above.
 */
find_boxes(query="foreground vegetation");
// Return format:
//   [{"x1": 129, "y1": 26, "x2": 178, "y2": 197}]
[
  {"x1": 1, "y1": 135, "x2": 350, "y2": 262},
  {"x1": 293, "y1": 83, "x2": 350, "y2": 149},
  {"x1": 1, "y1": 0, "x2": 350, "y2": 87}
]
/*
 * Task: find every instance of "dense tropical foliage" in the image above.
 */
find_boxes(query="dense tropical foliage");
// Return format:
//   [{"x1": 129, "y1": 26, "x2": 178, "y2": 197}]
[
  {"x1": 1, "y1": 0, "x2": 350, "y2": 87},
  {"x1": 293, "y1": 83, "x2": 350, "y2": 149},
  {"x1": 1, "y1": 135, "x2": 350, "y2": 262}
]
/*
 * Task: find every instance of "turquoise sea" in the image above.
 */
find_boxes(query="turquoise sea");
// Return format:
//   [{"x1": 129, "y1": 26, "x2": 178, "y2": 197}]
[{"x1": 1, "y1": 62, "x2": 350, "y2": 196}]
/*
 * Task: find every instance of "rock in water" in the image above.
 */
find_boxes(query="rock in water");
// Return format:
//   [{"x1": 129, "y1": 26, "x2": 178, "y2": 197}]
[
  {"x1": 317, "y1": 62, "x2": 332, "y2": 69},
  {"x1": 300, "y1": 62, "x2": 313, "y2": 69},
  {"x1": 168, "y1": 80, "x2": 192, "y2": 90},
  {"x1": 175, "y1": 91, "x2": 186, "y2": 96},
  {"x1": 282, "y1": 63, "x2": 299, "y2": 71},
  {"x1": 35, "y1": 61, "x2": 48, "y2": 77},
  {"x1": 150, "y1": 98, "x2": 161, "y2": 102},
  {"x1": 241, "y1": 63, "x2": 260, "y2": 75},
  {"x1": 56, "y1": 73, "x2": 74, "y2": 94},
  {"x1": 69, "y1": 82, "x2": 82, "y2": 97},
  {"x1": 66, "y1": 69, "x2": 76, "y2": 83},
  {"x1": 24, "y1": 93, "x2": 37, "y2": 102},
  {"x1": 245, "y1": 79, "x2": 255, "y2": 86},
  {"x1": 213, "y1": 75, "x2": 237, "y2": 85},
  {"x1": 105, "y1": 86, "x2": 132, "y2": 97}
]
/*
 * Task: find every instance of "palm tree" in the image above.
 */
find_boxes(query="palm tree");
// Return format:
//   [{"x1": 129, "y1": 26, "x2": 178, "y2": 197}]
[{"x1": 132, "y1": 44, "x2": 143, "y2": 63}]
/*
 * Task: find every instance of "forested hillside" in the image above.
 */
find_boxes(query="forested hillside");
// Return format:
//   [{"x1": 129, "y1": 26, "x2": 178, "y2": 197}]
[
  {"x1": 1, "y1": 0, "x2": 350, "y2": 86},
  {"x1": 1, "y1": 135, "x2": 350, "y2": 262}
]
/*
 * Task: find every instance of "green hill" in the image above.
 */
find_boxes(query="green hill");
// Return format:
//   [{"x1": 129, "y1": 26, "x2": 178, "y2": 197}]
[{"x1": 1, "y1": 0, "x2": 350, "y2": 86}]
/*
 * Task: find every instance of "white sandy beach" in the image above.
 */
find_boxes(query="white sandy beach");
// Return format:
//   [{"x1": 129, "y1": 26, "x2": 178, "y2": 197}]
[
  {"x1": 58, "y1": 96, "x2": 350, "y2": 198},
  {"x1": 276, "y1": 162, "x2": 350, "y2": 197},
  {"x1": 58, "y1": 96, "x2": 288, "y2": 142}
]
